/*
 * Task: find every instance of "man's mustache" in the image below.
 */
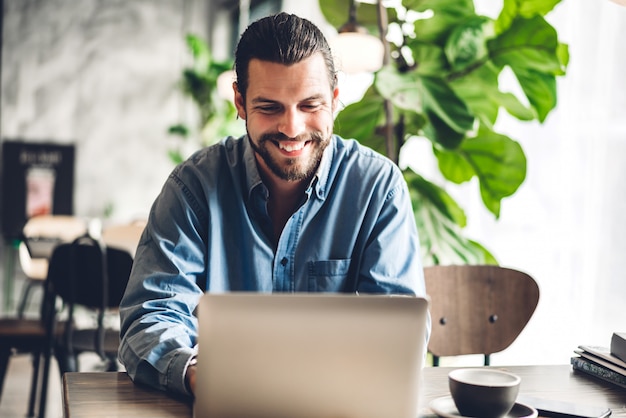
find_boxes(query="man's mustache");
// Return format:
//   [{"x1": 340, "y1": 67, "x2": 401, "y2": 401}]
[{"x1": 259, "y1": 132, "x2": 325, "y2": 143}]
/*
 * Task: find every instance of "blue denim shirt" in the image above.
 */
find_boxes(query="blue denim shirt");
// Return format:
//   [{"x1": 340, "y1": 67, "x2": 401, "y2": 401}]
[{"x1": 118, "y1": 135, "x2": 427, "y2": 396}]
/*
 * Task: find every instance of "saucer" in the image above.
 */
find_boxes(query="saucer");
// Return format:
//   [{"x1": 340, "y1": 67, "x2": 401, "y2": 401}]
[{"x1": 429, "y1": 396, "x2": 538, "y2": 418}]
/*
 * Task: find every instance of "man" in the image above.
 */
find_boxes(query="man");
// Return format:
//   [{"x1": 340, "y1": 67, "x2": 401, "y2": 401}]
[{"x1": 119, "y1": 12, "x2": 427, "y2": 396}]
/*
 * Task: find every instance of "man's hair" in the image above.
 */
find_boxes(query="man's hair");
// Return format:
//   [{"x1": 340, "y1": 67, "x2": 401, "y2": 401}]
[{"x1": 234, "y1": 12, "x2": 337, "y2": 103}]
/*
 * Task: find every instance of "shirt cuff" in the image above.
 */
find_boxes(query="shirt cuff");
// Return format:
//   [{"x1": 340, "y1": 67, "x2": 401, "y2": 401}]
[{"x1": 168, "y1": 346, "x2": 198, "y2": 396}]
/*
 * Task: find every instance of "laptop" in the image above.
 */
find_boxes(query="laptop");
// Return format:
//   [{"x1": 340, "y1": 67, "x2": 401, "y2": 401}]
[{"x1": 194, "y1": 292, "x2": 430, "y2": 418}]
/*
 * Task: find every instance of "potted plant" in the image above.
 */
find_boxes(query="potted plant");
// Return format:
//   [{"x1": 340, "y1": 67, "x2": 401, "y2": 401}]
[
  {"x1": 319, "y1": 0, "x2": 568, "y2": 265},
  {"x1": 167, "y1": 35, "x2": 244, "y2": 165}
]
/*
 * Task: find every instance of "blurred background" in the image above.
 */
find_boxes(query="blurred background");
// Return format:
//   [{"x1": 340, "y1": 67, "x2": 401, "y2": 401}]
[{"x1": 1, "y1": 0, "x2": 625, "y2": 373}]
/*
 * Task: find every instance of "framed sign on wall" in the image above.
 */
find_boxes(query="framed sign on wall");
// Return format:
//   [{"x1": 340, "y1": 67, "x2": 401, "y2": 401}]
[{"x1": 1, "y1": 140, "x2": 75, "y2": 240}]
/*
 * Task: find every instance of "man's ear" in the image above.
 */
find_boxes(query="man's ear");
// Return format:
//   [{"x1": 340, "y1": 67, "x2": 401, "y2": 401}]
[
  {"x1": 332, "y1": 86, "x2": 340, "y2": 112},
  {"x1": 233, "y1": 82, "x2": 246, "y2": 120}
]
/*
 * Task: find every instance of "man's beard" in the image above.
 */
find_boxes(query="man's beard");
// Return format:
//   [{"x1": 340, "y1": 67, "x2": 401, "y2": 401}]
[{"x1": 249, "y1": 131, "x2": 330, "y2": 182}]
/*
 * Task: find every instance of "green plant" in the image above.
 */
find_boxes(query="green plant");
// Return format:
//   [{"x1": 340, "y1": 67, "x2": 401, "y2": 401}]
[
  {"x1": 319, "y1": 0, "x2": 568, "y2": 265},
  {"x1": 168, "y1": 34, "x2": 244, "y2": 164}
]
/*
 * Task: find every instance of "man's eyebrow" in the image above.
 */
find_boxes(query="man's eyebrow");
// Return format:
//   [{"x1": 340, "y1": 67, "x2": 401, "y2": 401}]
[
  {"x1": 250, "y1": 94, "x2": 327, "y2": 105},
  {"x1": 250, "y1": 97, "x2": 278, "y2": 105}
]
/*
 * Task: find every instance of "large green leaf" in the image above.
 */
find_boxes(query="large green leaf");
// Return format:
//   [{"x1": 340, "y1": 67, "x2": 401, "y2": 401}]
[
  {"x1": 333, "y1": 87, "x2": 387, "y2": 154},
  {"x1": 318, "y1": 0, "x2": 396, "y2": 32},
  {"x1": 375, "y1": 66, "x2": 422, "y2": 112},
  {"x1": 488, "y1": 15, "x2": 562, "y2": 121},
  {"x1": 434, "y1": 145, "x2": 475, "y2": 184},
  {"x1": 450, "y1": 63, "x2": 534, "y2": 127},
  {"x1": 399, "y1": 110, "x2": 428, "y2": 139},
  {"x1": 513, "y1": 68, "x2": 556, "y2": 122},
  {"x1": 404, "y1": 168, "x2": 496, "y2": 265},
  {"x1": 435, "y1": 129, "x2": 526, "y2": 217},
  {"x1": 406, "y1": 41, "x2": 448, "y2": 76},
  {"x1": 496, "y1": 0, "x2": 562, "y2": 34},
  {"x1": 445, "y1": 15, "x2": 491, "y2": 72},
  {"x1": 403, "y1": 0, "x2": 474, "y2": 16},
  {"x1": 409, "y1": 0, "x2": 476, "y2": 44},
  {"x1": 419, "y1": 76, "x2": 475, "y2": 148},
  {"x1": 489, "y1": 15, "x2": 563, "y2": 75}
]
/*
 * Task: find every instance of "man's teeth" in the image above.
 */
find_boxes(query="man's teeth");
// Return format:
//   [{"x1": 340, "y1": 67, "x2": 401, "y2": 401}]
[{"x1": 278, "y1": 142, "x2": 305, "y2": 152}]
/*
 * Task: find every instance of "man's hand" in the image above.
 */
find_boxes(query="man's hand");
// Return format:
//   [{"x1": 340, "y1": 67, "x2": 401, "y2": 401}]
[{"x1": 186, "y1": 363, "x2": 197, "y2": 395}]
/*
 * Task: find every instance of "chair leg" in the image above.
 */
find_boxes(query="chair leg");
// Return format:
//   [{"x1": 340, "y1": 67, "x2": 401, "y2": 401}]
[
  {"x1": 54, "y1": 346, "x2": 79, "y2": 374},
  {"x1": 0, "y1": 345, "x2": 10, "y2": 401},
  {"x1": 105, "y1": 354, "x2": 118, "y2": 372},
  {"x1": 27, "y1": 352, "x2": 41, "y2": 418},
  {"x1": 37, "y1": 345, "x2": 54, "y2": 418},
  {"x1": 484, "y1": 354, "x2": 491, "y2": 366}
]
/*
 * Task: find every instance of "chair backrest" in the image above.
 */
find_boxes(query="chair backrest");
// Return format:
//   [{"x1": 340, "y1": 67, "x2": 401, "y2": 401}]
[
  {"x1": 424, "y1": 265, "x2": 540, "y2": 363},
  {"x1": 45, "y1": 235, "x2": 134, "y2": 359},
  {"x1": 46, "y1": 236, "x2": 133, "y2": 310}
]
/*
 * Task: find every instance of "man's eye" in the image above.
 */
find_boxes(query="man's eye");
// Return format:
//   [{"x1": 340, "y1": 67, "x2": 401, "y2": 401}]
[
  {"x1": 258, "y1": 106, "x2": 280, "y2": 113},
  {"x1": 302, "y1": 104, "x2": 321, "y2": 111}
]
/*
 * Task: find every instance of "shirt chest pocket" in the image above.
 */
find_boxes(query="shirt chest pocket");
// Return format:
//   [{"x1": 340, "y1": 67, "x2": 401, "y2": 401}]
[{"x1": 307, "y1": 259, "x2": 351, "y2": 292}]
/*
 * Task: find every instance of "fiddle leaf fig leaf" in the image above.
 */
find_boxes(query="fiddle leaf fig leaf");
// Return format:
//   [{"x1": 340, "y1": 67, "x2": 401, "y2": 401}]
[
  {"x1": 496, "y1": 92, "x2": 535, "y2": 121},
  {"x1": 419, "y1": 76, "x2": 474, "y2": 148},
  {"x1": 488, "y1": 15, "x2": 562, "y2": 121},
  {"x1": 489, "y1": 15, "x2": 563, "y2": 75},
  {"x1": 407, "y1": 41, "x2": 448, "y2": 76},
  {"x1": 436, "y1": 129, "x2": 526, "y2": 217},
  {"x1": 445, "y1": 15, "x2": 491, "y2": 72},
  {"x1": 410, "y1": 0, "x2": 476, "y2": 45},
  {"x1": 434, "y1": 145, "x2": 475, "y2": 184},
  {"x1": 319, "y1": 0, "x2": 396, "y2": 32},
  {"x1": 557, "y1": 42, "x2": 570, "y2": 72},
  {"x1": 334, "y1": 88, "x2": 387, "y2": 154},
  {"x1": 404, "y1": 168, "x2": 497, "y2": 265},
  {"x1": 514, "y1": 68, "x2": 556, "y2": 122},
  {"x1": 450, "y1": 63, "x2": 534, "y2": 127},
  {"x1": 496, "y1": 0, "x2": 561, "y2": 33},
  {"x1": 404, "y1": 0, "x2": 474, "y2": 16},
  {"x1": 375, "y1": 66, "x2": 422, "y2": 112},
  {"x1": 318, "y1": 0, "x2": 351, "y2": 28}
]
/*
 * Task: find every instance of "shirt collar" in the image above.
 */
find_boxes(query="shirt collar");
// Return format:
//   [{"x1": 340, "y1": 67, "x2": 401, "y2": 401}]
[{"x1": 243, "y1": 135, "x2": 264, "y2": 199}]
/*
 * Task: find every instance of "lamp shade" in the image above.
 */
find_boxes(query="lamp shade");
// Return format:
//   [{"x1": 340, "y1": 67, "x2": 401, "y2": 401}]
[
  {"x1": 217, "y1": 70, "x2": 236, "y2": 101},
  {"x1": 331, "y1": 32, "x2": 384, "y2": 74}
]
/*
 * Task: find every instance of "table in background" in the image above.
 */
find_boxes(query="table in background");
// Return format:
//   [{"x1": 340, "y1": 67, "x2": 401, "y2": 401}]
[{"x1": 63, "y1": 365, "x2": 626, "y2": 418}]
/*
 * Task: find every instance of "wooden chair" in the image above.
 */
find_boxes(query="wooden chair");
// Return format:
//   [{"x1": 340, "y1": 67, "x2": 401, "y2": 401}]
[
  {"x1": 424, "y1": 265, "x2": 540, "y2": 366},
  {"x1": 0, "y1": 283, "x2": 58, "y2": 418}
]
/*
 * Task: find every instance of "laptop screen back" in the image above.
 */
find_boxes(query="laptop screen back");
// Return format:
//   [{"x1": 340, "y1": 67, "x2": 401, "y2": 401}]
[{"x1": 194, "y1": 293, "x2": 429, "y2": 418}]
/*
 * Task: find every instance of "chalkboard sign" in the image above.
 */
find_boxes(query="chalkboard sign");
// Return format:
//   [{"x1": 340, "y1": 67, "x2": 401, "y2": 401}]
[{"x1": 1, "y1": 140, "x2": 75, "y2": 239}]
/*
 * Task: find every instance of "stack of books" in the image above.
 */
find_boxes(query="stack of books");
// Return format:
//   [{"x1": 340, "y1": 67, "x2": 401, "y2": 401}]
[{"x1": 571, "y1": 332, "x2": 626, "y2": 389}]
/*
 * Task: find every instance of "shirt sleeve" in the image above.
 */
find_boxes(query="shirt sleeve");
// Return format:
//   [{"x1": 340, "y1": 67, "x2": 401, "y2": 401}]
[{"x1": 118, "y1": 170, "x2": 206, "y2": 396}]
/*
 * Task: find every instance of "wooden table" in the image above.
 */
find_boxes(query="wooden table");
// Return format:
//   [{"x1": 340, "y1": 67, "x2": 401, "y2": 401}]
[{"x1": 63, "y1": 365, "x2": 626, "y2": 417}]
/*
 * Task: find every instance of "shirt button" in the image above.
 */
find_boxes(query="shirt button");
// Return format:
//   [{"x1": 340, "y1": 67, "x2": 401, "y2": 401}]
[{"x1": 280, "y1": 257, "x2": 288, "y2": 266}]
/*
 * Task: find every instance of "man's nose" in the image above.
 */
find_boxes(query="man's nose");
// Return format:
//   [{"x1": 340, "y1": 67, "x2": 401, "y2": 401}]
[{"x1": 277, "y1": 108, "x2": 306, "y2": 139}]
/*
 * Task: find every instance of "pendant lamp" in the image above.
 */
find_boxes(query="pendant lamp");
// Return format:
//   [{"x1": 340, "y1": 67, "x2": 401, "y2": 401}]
[{"x1": 330, "y1": 0, "x2": 385, "y2": 74}]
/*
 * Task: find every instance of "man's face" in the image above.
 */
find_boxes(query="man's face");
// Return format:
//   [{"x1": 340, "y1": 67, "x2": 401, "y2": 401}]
[{"x1": 234, "y1": 53, "x2": 339, "y2": 183}]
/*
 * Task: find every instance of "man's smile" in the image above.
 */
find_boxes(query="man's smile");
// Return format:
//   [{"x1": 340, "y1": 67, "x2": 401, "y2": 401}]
[{"x1": 276, "y1": 140, "x2": 309, "y2": 155}]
